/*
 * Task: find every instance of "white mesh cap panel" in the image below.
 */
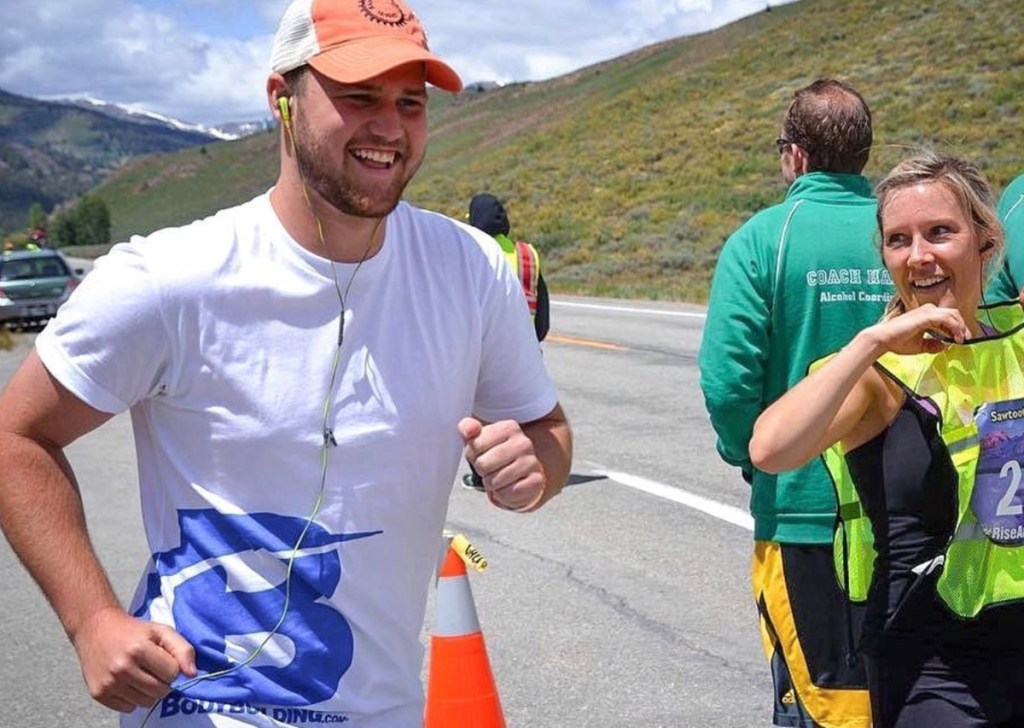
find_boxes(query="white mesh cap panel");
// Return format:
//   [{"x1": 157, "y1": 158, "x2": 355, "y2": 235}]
[{"x1": 269, "y1": 0, "x2": 321, "y2": 74}]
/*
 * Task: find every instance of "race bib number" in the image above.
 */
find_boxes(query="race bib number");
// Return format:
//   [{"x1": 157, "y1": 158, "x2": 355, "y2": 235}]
[{"x1": 972, "y1": 399, "x2": 1024, "y2": 545}]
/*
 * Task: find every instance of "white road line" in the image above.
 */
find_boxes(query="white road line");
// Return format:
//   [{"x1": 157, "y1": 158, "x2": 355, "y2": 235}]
[
  {"x1": 552, "y1": 300, "x2": 706, "y2": 319},
  {"x1": 598, "y1": 468, "x2": 754, "y2": 531}
]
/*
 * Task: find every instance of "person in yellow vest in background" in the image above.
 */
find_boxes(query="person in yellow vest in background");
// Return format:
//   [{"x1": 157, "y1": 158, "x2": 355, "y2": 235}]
[
  {"x1": 463, "y1": 193, "x2": 550, "y2": 491},
  {"x1": 468, "y1": 193, "x2": 549, "y2": 341}
]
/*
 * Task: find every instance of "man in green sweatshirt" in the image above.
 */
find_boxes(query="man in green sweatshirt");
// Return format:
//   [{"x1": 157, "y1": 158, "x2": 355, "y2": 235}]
[{"x1": 699, "y1": 79, "x2": 890, "y2": 728}]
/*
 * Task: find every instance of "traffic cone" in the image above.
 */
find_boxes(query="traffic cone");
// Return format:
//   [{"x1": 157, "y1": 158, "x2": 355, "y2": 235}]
[{"x1": 424, "y1": 541, "x2": 506, "y2": 727}]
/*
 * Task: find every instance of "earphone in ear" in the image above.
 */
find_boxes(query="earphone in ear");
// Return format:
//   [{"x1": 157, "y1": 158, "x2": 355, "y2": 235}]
[{"x1": 278, "y1": 96, "x2": 292, "y2": 129}]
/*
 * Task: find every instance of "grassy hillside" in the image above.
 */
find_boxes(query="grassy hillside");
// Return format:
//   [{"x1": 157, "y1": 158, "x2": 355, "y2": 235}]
[
  {"x1": 92, "y1": 0, "x2": 1024, "y2": 302},
  {"x1": 94, "y1": 129, "x2": 279, "y2": 239}
]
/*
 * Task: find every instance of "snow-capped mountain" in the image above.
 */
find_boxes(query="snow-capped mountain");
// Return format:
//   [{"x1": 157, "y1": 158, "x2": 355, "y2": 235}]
[{"x1": 59, "y1": 95, "x2": 269, "y2": 141}]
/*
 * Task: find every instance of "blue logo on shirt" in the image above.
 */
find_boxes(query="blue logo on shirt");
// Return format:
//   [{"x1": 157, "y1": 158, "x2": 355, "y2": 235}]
[{"x1": 133, "y1": 509, "x2": 380, "y2": 705}]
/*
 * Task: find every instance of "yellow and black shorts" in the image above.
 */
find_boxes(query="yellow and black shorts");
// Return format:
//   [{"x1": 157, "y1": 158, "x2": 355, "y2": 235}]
[{"x1": 752, "y1": 541, "x2": 870, "y2": 728}]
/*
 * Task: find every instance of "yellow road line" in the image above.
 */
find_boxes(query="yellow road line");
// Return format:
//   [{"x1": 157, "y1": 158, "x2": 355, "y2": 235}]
[{"x1": 547, "y1": 334, "x2": 628, "y2": 351}]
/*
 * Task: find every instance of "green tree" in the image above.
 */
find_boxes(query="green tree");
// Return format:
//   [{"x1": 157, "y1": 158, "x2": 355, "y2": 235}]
[
  {"x1": 27, "y1": 202, "x2": 47, "y2": 230},
  {"x1": 51, "y1": 209, "x2": 77, "y2": 248},
  {"x1": 72, "y1": 195, "x2": 111, "y2": 247}
]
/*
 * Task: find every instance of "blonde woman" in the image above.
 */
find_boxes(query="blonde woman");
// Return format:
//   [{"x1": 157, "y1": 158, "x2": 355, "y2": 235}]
[{"x1": 751, "y1": 152, "x2": 1024, "y2": 727}]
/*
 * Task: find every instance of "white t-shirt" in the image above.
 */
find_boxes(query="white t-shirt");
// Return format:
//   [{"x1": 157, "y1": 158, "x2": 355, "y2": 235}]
[{"x1": 35, "y1": 194, "x2": 558, "y2": 727}]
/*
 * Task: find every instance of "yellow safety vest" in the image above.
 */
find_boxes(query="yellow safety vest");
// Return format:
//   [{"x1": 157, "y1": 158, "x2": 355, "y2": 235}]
[
  {"x1": 496, "y1": 233, "x2": 540, "y2": 320},
  {"x1": 819, "y1": 301, "x2": 1024, "y2": 618}
]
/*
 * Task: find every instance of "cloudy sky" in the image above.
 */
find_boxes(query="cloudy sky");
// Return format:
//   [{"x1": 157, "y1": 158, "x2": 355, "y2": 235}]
[{"x1": 0, "y1": 0, "x2": 795, "y2": 127}]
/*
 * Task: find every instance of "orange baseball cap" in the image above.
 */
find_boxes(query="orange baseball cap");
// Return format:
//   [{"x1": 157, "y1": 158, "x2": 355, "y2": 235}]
[{"x1": 270, "y1": 0, "x2": 463, "y2": 93}]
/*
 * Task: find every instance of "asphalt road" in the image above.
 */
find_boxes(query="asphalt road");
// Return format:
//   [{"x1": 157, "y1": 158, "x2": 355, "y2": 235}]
[{"x1": 0, "y1": 295, "x2": 771, "y2": 727}]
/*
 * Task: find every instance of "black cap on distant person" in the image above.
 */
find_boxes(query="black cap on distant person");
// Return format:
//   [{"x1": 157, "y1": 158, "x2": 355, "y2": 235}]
[{"x1": 468, "y1": 194, "x2": 510, "y2": 237}]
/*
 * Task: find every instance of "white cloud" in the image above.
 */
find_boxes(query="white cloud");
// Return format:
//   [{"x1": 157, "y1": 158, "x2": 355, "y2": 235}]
[
  {"x1": 418, "y1": 0, "x2": 782, "y2": 88},
  {"x1": 0, "y1": 0, "x2": 274, "y2": 123},
  {"x1": 0, "y1": 0, "x2": 795, "y2": 125}
]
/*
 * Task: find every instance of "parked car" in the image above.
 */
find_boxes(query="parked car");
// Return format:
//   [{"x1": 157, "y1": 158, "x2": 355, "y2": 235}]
[{"x1": 0, "y1": 249, "x2": 83, "y2": 329}]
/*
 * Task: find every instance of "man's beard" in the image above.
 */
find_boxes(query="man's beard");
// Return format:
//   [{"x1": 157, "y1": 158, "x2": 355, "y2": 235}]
[{"x1": 293, "y1": 121, "x2": 421, "y2": 219}]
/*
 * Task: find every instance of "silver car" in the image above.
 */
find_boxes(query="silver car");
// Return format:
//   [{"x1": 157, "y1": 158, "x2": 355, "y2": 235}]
[{"x1": 0, "y1": 249, "x2": 82, "y2": 329}]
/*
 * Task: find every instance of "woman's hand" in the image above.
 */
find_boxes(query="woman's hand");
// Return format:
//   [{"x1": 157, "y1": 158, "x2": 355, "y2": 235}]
[{"x1": 862, "y1": 304, "x2": 971, "y2": 356}]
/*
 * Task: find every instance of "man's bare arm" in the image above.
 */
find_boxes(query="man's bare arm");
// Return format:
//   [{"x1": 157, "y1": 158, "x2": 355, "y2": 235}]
[
  {"x1": 0, "y1": 349, "x2": 118, "y2": 637},
  {"x1": 0, "y1": 350, "x2": 195, "y2": 711}
]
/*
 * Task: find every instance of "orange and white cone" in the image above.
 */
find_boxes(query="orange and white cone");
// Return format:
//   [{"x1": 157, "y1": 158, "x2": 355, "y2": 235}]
[{"x1": 424, "y1": 538, "x2": 506, "y2": 728}]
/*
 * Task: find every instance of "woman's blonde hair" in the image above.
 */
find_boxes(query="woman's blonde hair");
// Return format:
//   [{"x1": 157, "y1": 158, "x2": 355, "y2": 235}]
[{"x1": 875, "y1": 151, "x2": 1004, "y2": 319}]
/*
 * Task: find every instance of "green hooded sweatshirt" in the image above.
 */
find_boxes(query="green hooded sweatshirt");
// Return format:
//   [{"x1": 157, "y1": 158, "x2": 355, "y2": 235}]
[{"x1": 699, "y1": 172, "x2": 891, "y2": 543}]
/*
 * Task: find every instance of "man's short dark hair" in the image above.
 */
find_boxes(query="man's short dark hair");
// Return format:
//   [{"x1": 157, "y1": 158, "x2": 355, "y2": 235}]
[
  {"x1": 283, "y1": 66, "x2": 310, "y2": 96},
  {"x1": 781, "y1": 79, "x2": 872, "y2": 174}
]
